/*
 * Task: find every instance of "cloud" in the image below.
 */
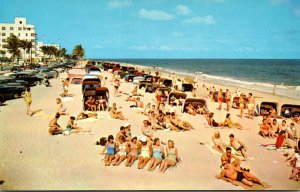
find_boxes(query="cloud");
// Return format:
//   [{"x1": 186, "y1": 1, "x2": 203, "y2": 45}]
[
  {"x1": 176, "y1": 5, "x2": 190, "y2": 15},
  {"x1": 139, "y1": 9, "x2": 174, "y2": 21},
  {"x1": 183, "y1": 15, "x2": 216, "y2": 25},
  {"x1": 107, "y1": 0, "x2": 132, "y2": 9}
]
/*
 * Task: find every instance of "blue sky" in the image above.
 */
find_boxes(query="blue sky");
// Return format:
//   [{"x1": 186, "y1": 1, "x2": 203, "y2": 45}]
[{"x1": 1, "y1": 0, "x2": 300, "y2": 59}]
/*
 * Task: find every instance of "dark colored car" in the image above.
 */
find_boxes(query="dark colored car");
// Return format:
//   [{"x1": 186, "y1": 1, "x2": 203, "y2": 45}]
[
  {"x1": 0, "y1": 76, "x2": 29, "y2": 87},
  {"x1": 9, "y1": 73, "x2": 42, "y2": 86},
  {"x1": 0, "y1": 85, "x2": 22, "y2": 104},
  {"x1": 0, "y1": 79, "x2": 25, "y2": 96}
]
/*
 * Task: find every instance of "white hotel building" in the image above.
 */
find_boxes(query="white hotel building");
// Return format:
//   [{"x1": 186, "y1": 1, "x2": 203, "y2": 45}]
[{"x1": 0, "y1": 17, "x2": 36, "y2": 59}]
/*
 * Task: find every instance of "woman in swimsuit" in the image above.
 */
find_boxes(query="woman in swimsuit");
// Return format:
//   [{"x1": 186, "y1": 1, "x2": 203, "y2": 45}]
[
  {"x1": 137, "y1": 136, "x2": 152, "y2": 169},
  {"x1": 56, "y1": 98, "x2": 67, "y2": 116},
  {"x1": 113, "y1": 79, "x2": 120, "y2": 97},
  {"x1": 109, "y1": 103, "x2": 128, "y2": 120},
  {"x1": 217, "y1": 89, "x2": 223, "y2": 110},
  {"x1": 126, "y1": 136, "x2": 141, "y2": 167},
  {"x1": 223, "y1": 113, "x2": 243, "y2": 130},
  {"x1": 207, "y1": 112, "x2": 224, "y2": 127},
  {"x1": 212, "y1": 131, "x2": 225, "y2": 153},
  {"x1": 24, "y1": 87, "x2": 32, "y2": 115},
  {"x1": 160, "y1": 140, "x2": 180, "y2": 173},
  {"x1": 148, "y1": 112, "x2": 164, "y2": 131},
  {"x1": 147, "y1": 138, "x2": 165, "y2": 171},
  {"x1": 186, "y1": 104, "x2": 197, "y2": 116},
  {"x1": 101, "y1": 135, "x2": 115, "y2": 166},
  {"x1": 225, "y1": 89, "x2": 231, "y2": 111},
  {"x1": 112, "y1": 135, "x2": 128, "y2": 166}
]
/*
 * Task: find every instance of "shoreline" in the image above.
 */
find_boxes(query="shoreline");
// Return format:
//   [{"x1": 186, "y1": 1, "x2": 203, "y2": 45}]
[{"x1": 105, "y1": 61, "x2": 300, "y2": 104}]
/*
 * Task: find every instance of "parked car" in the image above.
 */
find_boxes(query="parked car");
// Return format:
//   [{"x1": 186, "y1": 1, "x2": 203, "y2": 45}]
[
  {"x1": 38, "y1": 68, "x2": 58, "y2": 79},
  {"x1": 0, "y1": 85, "x2": 22, "y2": 100},
  {"x1": 0, "y1": 76, "x2": 29, "y2": 86},
  {"x1": 9, "y1": 72, "x2": 43, "y2": 86}
]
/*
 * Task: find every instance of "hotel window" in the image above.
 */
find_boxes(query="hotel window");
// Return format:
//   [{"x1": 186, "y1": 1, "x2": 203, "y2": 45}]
[
  {"x1": 19, "y1": 21, "x2": 22, "y2": 24},
  {"x1": 2, "y1": 39, "x2": 6, "y2": 42},
  {"x1": 18, "y1": 33, "x2": 20, "y2": 37},
  {"x1": 18, "y1": 27, "x2": 22, "y2": 30},
  {"x1": 10, "y1": 27, "x2": 13, "y2": 30},
  {"x1": 1, "y1": 27, "x2": 5, "y2": 30},
  {"x1": 2, "y1": 33, "x2": 5, "y2": 36},
  {"x1": 10, "y1": 33, "x2": 13, "y2": 36},
  {"x1": 26, "y1": 33, "x2": 28, "y2": 36},
  {"x1": 31, "y1": 33, "x2": 35, "y2": 37},
  {"x1": 31, "y1": 39, "x2": 34, "y2": 42},
  {"x1": 28, "y1": 28, "x2": 31, "y2": 31},
  {"x1": 2, "y1": 44, "x2": 5, "y2": 48}
]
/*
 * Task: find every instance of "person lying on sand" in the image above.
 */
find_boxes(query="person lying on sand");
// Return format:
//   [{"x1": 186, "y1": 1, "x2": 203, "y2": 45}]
[
  {"x1": 100, "y1": 135, "x2": 116, "y2": 166},
  {"x1": 217, "y1": 161, "x2": 266, "y2": 187},
  {"x1": 159, "y1": 140, "x2": 180, "y2": 173},
  {"x1": 229, "y1": 134, "x2": 247, "y2": 160},
  {"x1": 126, "y1": 136, "x2": 141, "y2": 167},
  {"x1": 212, "y1": 131, "x2": 226, "y2": 154},
  {"x1": 259, "y1": 119, "x2": 276, "y2": 138},
  {"x1": 147, "y1": 137, "x2": 165, "y2": 171},
  {"x1": 170, "y1": 113, "x2": 194, "y2": 131},
  {"x1": 48, "y1": 113, "x2": 64, "y2": 135},
  {"x1": 185, "y1": 103, "x2": 197, "y2": 116},
  {"x1": 223, "y1": 113, "x2": 243, "y2": 130},
  {"x1": 109, "y1": 103, "x2": 128, "y2": 120},
  {"x1": 76, "y1": 111, "x2": 98, "y2": 120}
]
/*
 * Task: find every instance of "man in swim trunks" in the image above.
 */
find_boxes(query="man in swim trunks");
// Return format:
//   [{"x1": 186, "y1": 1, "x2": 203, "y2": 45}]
[
  {"x1": 229, "y1": 134, "x2": 247, "y2": 160},
  {"x1": 221, "y1": 147, "x2": 241, "y2": 168},
  {"x1": 248, "y1": 93, "x2": 255, "y2": 120},
  {"x1": 217, "y1": 162, "x2": 265, "y2": 187}
]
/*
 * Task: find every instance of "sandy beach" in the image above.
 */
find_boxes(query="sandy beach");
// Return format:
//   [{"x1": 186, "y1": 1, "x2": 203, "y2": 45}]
[{"x1": 0, "y1": 64, "x2": 299, "y2": 190}]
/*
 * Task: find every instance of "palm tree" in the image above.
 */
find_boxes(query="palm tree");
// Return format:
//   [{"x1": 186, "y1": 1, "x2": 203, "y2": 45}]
[
  {"x1": 0, "y1": 50, "x2": 6, "y2": 57},
  {"x1": 3, "y1": 35, "x2": 21, "y2": 63},
  {"x1": 25, "y1": 41, "x2": 33, "y2": 63},
  {"x1": 18, "y1": 40, "x2": 28, "y2": 63},
  {"x1": 72, "y1": 44, "x2": 85, "y2": 60}
]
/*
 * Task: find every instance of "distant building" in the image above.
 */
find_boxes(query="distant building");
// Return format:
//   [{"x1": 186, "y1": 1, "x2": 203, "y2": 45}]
[
  {"x1": 35, "y1": 42, "x2": 60, "y2": 62},
  {"x1": 0, "y1": 17, "x2": 36, "y2": 59}
]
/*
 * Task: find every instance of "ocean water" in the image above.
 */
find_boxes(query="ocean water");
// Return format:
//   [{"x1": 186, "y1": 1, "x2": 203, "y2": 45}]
[{"x1": 103, "y1": 59, "x2": 300, "y2": 99}]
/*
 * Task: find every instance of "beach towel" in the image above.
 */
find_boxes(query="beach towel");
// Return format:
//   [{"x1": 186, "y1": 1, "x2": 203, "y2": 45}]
[
  {"x1": 259, "y1": 144, "x2": 290, "y2": 151},
  {"x1": 61, "y1": 97, "x2": 74, "y2": 102},
  {"x1": 215, "y1": 175, "x2": 271, "y2": 190},
  {"x1": 31, "y1": 110, "x2": 55, "y2": 120}
]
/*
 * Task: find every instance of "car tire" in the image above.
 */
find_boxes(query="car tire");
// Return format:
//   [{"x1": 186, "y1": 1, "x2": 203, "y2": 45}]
[{"x1": 0, "y1": 96, "x2": 5, "y2": 105}]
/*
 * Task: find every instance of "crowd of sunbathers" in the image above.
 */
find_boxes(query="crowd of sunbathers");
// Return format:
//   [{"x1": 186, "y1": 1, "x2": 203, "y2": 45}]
[{"x1": 97, "y1": 124, "x2": 181, "y2": 173}]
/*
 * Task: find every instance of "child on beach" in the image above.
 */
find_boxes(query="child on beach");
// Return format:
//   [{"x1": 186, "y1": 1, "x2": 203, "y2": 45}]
[
  {"x1": 56, "y1": 98, "x2": 68, "y2": 116},
  {"x1": 63, "y1": 116, "x2": 92, "y2": 135},
  {"x1": 101, "y1": 135, "x2": 116, "y2": 166}
]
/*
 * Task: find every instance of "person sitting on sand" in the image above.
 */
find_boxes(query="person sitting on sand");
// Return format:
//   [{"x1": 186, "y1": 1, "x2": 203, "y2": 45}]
[
  {"x1": 98, "y1": 96, "x2": 107, "y2": 111},
  {"x1": 48, "y1": 113, "x2": 64, "y2": 135},
  {"x1": 170, "y1": 113, "x2": 194, "y2": 131},
  {"x1": 229, "y1": 134, "x2": 247, "y2": 160},
  {"x1": 207, "y1": 112, "x2": 224, "y2": 127},
  {"x1": 289, "y1": 147, "x2": 300, "y2": 181},
  {"x1": 141, "y1": 120, "x2": 154, "y2": 141},
  {"x1": 143, "y1": 103, "x2": 151, "y2": 115},
  {"x1": 217, "y1": 161, "x2": 265, "y2": 187},
  {"x1": 85, "y1": 96, "x2": 97, "y2": 112},
  {"x1": 221, "y1": 147, "x2": 241, "y2": 168},
  {"x1": 124, "y1": 123, "x2": 132, "y2": 142},
  {"x1": 271, "y1": 119, "x2": 280, "y2": 134},
  {"x1": 148, "y1": 111, "x2": 164, "y2": 131},
  {"x1": 212, "y1": 131, "x2": 226, "y2": 153},
  {"x1": 134, "y1": 97, "x2": 144, "y2": 108},
  {"x1": 101, "y1": 135, "x2": 116, "y2": 166},
  {"x1": 156, "y1": 110, "x2": 165, "y2": 127},
  {"x1": 147, "y1": 137, "x2": 165, "y2": 171},
  {"x1": 185, "y1": 103, "x2": 197, "y2": 116},
  {"x1": 62, "y1": 78, "x2": 70, "y2": 97},
  {"x1": 223, "y1": 114, "x2": 243, "y2": 130},
  {"x1": 109, "y1": 103, "x2": 128, "y2": 120},
  {"x1": 56, "y1": 98, "x2": 68, "y2": 116},
  {"x1": 64, "y1": 116, "x2": 92, "y2": 135},
  {"x1": 259, "y1": 119, "x2": 276, "y2": 138},
  {"x1": 137, "y1": 136, "x2": 152, "y2": 169},
  {"x1": 275, "y1": 130, "x2": 294, "y2": 148},
  {"x1": 279, "y1": 120, "x2": 288, "y2": 133},
  {"x1": 76, "y1": 111, "x2": 98, "y2": 120},
  {"x1": 112, "y1": 135, "x2": 128, "y2": 166},
  {"x1": 115, "y1": 126, "x2": 127, "y2": 144},
  {"x1": 163, "y1": 112, "x2": 180, "y2": 132},
  {"x1": 196, "y1": 104, "x2": 209, "y2": 115},
  {"x1": 159, "y1": 103, "x2": 167, "y2": 115},
  {"x1": 286, "y1": 123, "x2": 298, "y2": 141},
  {"x1": 126, "y1": 136, "x2": 141, "y2": 167},
  {"x1": 269, "y1": 107, "x2": 277, "y2": 118},
  {"x1": 167, "y1": 102, "x2": 177, "y2": 115},
  {"x1": 159, "y1": 140, "x2": 180, "y2": 173}
]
